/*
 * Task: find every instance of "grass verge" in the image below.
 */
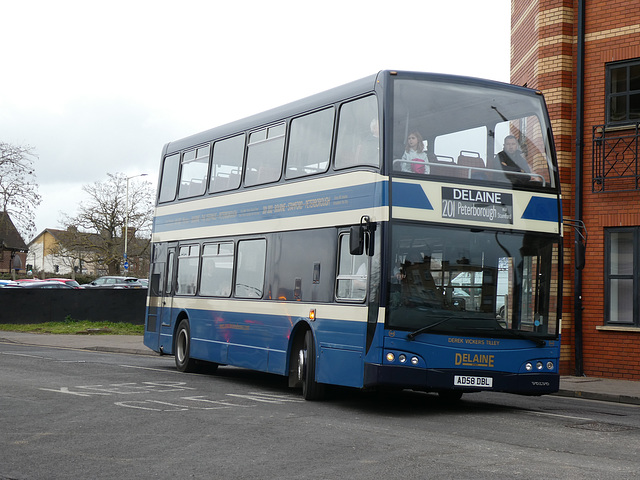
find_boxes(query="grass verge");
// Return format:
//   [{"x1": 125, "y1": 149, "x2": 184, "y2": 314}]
[{"x1": 0, "y1": 321, "x2": 144, "y2": 335}]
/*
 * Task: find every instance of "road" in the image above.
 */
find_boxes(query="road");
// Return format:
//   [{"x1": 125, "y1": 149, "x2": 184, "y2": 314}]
[{"x1": 1, "y1": 342, "x2": 640, "y2": 479}]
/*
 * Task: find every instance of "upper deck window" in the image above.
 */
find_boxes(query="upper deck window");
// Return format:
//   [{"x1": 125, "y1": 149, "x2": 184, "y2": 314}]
[
  {"x1": 245, "y1": 124, "x2": 285, "y2": 186},
  {"x1": 158, "y1": 153, "x2": 180, "y2": 203},
  {"x1": 335, "y1": 95, "x2": 380, "y2": 169},
  {"x1": 178, "y1": 145, "x2": 210, "y2": 199},
  {"x1": 210, "y1": 134, "x2": 245, "y2": 193},
  {"x1": 391, "y1": 79, "x2": 556, "y2": 189},
  {"x1": 286, "y1": 108, "x2": 335, "y2": 179}
]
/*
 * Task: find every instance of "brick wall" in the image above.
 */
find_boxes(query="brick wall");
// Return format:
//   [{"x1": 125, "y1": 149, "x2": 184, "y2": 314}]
[{"x1": 512, "y1": 0, "x2": 640, "y2": 379}]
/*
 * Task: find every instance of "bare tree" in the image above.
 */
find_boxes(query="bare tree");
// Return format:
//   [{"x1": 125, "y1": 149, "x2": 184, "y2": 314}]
[
  {"x1": 60, "y1": 173, "x2": 154, "y2": 275},
  {"x1": 0, "y1": 142, "x2": 41, "y2": 239}
]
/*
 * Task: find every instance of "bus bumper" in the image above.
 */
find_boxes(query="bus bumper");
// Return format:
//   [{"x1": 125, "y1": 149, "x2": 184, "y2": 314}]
[{"x1": 363, "y1": 363, "x2": 559, "y2": 395}]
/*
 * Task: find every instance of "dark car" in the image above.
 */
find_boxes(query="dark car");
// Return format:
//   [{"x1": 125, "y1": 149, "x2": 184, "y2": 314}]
[
  {"x1": 82, "y1": 276, "x2": 145, "y2": 289},
  {"x1": 3, "y1": 280, "x2": 75, "y2": 289}
]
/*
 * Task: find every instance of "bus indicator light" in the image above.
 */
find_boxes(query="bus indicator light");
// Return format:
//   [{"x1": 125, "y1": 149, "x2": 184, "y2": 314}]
[{"x1": 309, "y1": 309, "x2": 316, "y2": 321}]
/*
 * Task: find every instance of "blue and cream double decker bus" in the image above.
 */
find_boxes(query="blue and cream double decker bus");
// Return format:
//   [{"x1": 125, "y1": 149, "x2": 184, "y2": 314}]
[{"x1": 144, "y1": 70, "x2": 562, "y2": 400}]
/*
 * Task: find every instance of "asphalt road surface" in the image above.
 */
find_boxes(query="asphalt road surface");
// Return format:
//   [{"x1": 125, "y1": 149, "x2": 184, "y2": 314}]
[{"x1": 1, "y1": 342, "x2": 640, "y2": 479}]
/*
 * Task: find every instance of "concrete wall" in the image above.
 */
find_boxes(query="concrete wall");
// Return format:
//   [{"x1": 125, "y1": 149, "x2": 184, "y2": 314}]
[{"x1": 0, "y1": 289, "x2": 147, "y2": 325}]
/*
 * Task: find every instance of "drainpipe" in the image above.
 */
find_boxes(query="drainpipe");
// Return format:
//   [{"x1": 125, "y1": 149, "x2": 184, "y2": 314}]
[{"x1": 574, "y1": 0, "x2": 586, "y2": 376}]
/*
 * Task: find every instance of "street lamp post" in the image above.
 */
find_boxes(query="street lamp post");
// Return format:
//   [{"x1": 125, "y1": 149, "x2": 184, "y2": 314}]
[{"x1": 124, "y1": 173, "x2": 148, "y2": 276}]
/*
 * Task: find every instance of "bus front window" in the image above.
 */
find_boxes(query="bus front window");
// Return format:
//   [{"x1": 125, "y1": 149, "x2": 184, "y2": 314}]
[
  {"x1": 388, "y1": 225, "x2": 560, "y2": 340},
  {"x1": 391, "y1": 78, "x2": 556, "y2": 189}
]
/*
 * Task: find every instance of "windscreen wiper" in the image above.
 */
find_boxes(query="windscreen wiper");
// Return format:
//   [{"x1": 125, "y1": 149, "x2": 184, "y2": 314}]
[
  {"x1": 499, "y1": 328, "x2": 547, "y2": 347},
  {"x1": 407, "y1": 316, "x2": 455, "y2": 340}
]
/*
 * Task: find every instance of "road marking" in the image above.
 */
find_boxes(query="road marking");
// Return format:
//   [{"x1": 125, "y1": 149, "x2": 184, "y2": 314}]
[
  {"x1": 39, "y1": 381, "x2": 194, "y2": 396},
  {"x1": 116, "y1": 397, "x2": 252, "y2": 411},
  {"x1": 227, "y1": 392, "x2": 304, "y2": 404},
  {"x1": 526, "y1": 411, "x2": 594, "y2": 421},
  {"x1": 1, "y1": 352, "x2": 51, "y2": 359}
]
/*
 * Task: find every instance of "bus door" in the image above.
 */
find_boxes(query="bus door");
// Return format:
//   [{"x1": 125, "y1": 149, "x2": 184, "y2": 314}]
[
  {"x1": 146, "y1": 244, "x2": 176, "y2": 352},
  {"x1": 159, "y1": 246, "x2": 177, "y2": 341}
]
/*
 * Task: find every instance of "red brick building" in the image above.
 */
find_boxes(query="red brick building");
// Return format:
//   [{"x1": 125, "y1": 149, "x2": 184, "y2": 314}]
[{"x1": 512, "y1": 0, "x2": 640, "y2": 379}]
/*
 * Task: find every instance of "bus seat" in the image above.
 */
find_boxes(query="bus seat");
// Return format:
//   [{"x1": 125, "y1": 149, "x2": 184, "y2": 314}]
[
  {"x1": 429, "y1": 155, "x2": 456, "y2": 176},
  {"x1": 210, "y1": 174, "x2": 229, "y2": 192},
  {"x1": 457, "y1": 151, "x2": 485, "y2": 178}
]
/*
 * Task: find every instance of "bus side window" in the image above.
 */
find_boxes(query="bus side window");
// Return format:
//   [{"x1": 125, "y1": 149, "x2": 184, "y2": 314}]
[
  {"x1": 210, "y1": 134, "x2": 245, "y2": 193},
  {"x1": 158, "y1": 153, "x2": 180, "y2": 203},
  {"x1": 235, "y1": 239, "x2": 266, "y2": 298},
  {"x1": 200, "y1": 242, "x2": 234, "y2": 297},
  {"x1": 245, "y1": 124, "x2": 285, "y2": 186},
  {"x1": 334, "y1": 95, "x2": 379, "y2": 169},
  {"x1": 179, "y1": 145, "x2": 210, "y2": 199},
  {"x1": 336, "y1": 233, "x2": 367, "y2": 301},
  {"x1": 176, "y1": 244, "x2": 199, "y2": 295},
  {"x1": 286, "y1": 108, "x2": 334, "y2": 179}
]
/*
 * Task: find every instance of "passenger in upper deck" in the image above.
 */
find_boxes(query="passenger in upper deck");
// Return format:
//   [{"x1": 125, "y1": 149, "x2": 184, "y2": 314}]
[
  {"x1": 400, "y1": 131, "x2": 429, "y2": 174},
  {"x1": 494, "y1": 135, "x2": 541, "y2": 184},
  {"x1": 496, "y1": 135, "x2": 530, "y2": 173},
  {"x1": 353, "y1": 118, "x2": 380, "y2": 166}
]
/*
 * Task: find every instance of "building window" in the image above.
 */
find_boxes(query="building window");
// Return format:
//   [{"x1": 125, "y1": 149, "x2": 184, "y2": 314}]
[
  {"x1": 606, "y1": 59, "x2": 640, "y2": 124},
  {"x1": 605, "y1": 228, "x2": 638, "y2": 326}
]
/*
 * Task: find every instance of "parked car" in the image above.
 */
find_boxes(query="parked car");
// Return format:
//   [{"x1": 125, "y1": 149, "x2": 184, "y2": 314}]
[
  {"x1": 47, "y1": 278, "x2": 82, "y2": 289},
  {"x1": 2, "y1": 280, "x2": 75, "y2": 289},
  {"x1": 82, "y1": 276, "x2": 146, "y2": 289}
]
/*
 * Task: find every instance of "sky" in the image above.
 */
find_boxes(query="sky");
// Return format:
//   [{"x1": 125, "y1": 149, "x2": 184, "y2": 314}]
[{"x1": 1, "y1": 0, "x2": 511, "y2": 241}]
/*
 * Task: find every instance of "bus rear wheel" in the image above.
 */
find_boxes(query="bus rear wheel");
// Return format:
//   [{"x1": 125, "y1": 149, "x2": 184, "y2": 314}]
[
  {"x1": 175, "y1": 319, "x2": 197, "y2": 373},
  {"x1": 296, "y1": 330, "x2": 324, "y2": 400}
]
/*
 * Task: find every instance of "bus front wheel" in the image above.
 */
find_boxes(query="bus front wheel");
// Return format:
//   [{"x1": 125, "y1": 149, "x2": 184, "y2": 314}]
[
  {"x1": 175, "y1": 319, "x2": 197, "y2": 373},
  {"x1": 297, "y1": 330, "x2": 324, "y2": 400}
]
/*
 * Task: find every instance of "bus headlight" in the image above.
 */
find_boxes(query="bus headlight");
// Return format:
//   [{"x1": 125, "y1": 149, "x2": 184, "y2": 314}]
[
  {"x1": 525, "y1": 362, "x2": 533, "y2": 371},
  {"x1": 386, "y1": 352, "x2": 395, "y2": 362},
  {"x1": 411, "y1": 356, "x2": 419, "y2": 365},
  {"x1": 536, "y1": 361, "x2": 544, "y2": 370},
  {"x1": 546, "y1": 361, "x2": 554, "y2": 370},
  {"x1": 398, "y1": 354, "x2": 407, "y2": 363}
]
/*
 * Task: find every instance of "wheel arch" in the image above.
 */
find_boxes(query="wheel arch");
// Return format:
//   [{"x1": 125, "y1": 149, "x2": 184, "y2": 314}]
[
  {"x1": 172, "y1": 309, "x2": 191, "y2": 354},
  {"x1": 287, "y1": 320, "x2": 312, "y2": 387}
]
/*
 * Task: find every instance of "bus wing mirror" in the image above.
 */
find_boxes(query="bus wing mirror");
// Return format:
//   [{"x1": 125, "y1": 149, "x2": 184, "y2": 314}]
[
  {"x1": 350, "y1": 225, "x2": 365, "y2": 255},
  {"x1": 564, "y1": 218, "x2": 587, "y2": 271},
  {"x1": 575, "y1": 240, "x2": 585, "y2": 271}
]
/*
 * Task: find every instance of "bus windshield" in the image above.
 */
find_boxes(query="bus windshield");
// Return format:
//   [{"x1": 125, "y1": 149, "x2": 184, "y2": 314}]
[
  {"x1": 391, "y1": 78, "x2": 556, "y2": 189},
  {"x1": 388, "y1": 224, "x2": 560, "y2": 339}
]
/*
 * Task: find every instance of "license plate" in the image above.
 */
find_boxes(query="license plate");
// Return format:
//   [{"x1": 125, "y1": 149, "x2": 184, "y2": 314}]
[{"x1": 454, "y1": 375, "x2": 493, "y2": 387}]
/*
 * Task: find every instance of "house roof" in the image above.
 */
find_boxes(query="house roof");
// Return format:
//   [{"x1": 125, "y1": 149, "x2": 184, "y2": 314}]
[
  {"x1": 0, "y1": 212, "x2": 28, "y2": 251},
  {"x1": 28, "y1": 228, "x2": 66, "y2": 244}
]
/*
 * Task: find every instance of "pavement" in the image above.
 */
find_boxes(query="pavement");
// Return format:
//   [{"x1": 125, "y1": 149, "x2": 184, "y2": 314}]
[{"x1": 1, "y1": 331, "x2": 639, "y2": 406}]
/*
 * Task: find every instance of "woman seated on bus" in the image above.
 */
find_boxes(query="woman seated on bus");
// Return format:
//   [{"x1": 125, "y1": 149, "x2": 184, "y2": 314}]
[{"x1": 400, "y1": 132, "x2": 429, "y2": 174}]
